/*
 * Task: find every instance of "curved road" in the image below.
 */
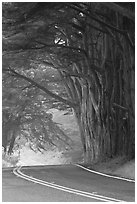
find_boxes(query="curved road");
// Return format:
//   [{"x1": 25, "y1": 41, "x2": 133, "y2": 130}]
[{"x1": 2, "y1": 164, "x2": 135, "y2": 202}]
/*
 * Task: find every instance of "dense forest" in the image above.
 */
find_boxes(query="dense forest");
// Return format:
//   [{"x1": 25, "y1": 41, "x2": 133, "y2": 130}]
[{"x1": 2, "y1": 2, "x2": 135, "y2": 163}]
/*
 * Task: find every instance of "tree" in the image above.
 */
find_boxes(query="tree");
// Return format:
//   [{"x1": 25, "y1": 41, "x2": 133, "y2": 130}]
[
  {"x1": 2, "y1": 69, "x2": 72, "y2": 154},
  {"x1": 2, "y1": 2, "x2": 135, "y2": 162}
]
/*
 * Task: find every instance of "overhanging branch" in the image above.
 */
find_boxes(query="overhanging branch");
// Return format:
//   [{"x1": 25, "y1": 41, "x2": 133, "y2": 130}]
[
  {"x1": 102, "y1": 3, "x2": 134, "y2": 21},
  {"x1": 4, "y1": 67, "x2": 77, "y2": 108},
  {"x1": 69, "y1": 3, "x2": 127, "y2": 35},
  {"x1": 34, "y1": 40, "x2": 87, "y2": 56}
]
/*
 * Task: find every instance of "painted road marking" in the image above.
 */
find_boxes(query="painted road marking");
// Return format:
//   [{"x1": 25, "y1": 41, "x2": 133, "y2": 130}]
[
  {"x1": 13, "y1": 166, "x2": 125, "y2": 202},
  {"x1": 75, "y1": 164, "x2": 135, "y2": 183}
]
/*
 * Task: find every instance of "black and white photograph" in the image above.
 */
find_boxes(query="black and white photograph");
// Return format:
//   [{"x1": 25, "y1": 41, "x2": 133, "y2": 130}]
[{"x1": 2, "y1": 1, "x2": 135, "y2": 202}]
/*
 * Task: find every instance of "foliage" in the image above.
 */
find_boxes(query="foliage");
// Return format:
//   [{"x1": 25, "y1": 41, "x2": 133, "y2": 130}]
[
  {"x1": 2, "y1": 2, "x2": 135, "y2": 162},
  {"x1": 2, "y1": 72, "x2": 72, "y2": 154}
]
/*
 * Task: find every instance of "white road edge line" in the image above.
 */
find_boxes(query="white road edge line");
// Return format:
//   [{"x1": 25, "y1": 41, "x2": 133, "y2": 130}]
[
  {"x1": 74, "y1": 164, "x2": 135, "y2": 183},
  {"x1": 13, "y1": 167, "x2": 110, "y2": 202},
  {"x1": 13, "y1": 166, "x2": 125, "y2": 202}
]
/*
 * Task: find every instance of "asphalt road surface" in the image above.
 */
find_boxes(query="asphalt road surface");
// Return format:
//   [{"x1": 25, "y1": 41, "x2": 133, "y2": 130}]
[{"x1": 2, "y1": 164, "x2": 135, "y2": 202}]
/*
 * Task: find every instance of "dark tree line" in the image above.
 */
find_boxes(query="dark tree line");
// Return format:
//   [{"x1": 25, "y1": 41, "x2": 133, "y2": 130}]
[{"x1": 2, "y1": 2, "x2": 135, "y2": 162}]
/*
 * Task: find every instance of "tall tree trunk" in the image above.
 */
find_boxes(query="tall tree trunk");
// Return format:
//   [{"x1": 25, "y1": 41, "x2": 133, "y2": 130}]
[{"x1": 72, "y1": 34, "x2": 134, "y2": 163}]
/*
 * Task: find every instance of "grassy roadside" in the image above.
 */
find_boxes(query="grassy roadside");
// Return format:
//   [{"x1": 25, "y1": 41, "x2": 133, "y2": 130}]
[{"x1": 82, "y1": 156, "x2": 135, "y2": 180}]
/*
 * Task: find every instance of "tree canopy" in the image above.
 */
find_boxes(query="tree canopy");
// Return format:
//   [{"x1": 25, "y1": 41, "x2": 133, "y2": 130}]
[{"x1": 2, "y1": 2, "x2": 135, "y2": 162}]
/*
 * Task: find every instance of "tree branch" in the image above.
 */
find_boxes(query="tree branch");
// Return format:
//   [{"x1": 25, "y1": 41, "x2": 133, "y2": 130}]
[
  {"x1": 34, "y1": 40, "x2": 87, "y2": 55},
  {"x1": 102, "y1": 3, "x2": 134, "y2": 21},
  {"x1": 113, "y1": 103, "x2": 128, "y2": 111},
  {"x1": 4, "y1": 67, "x2": 77, "y2": 108},
  {"x1": 69, "y1": 3, "x2": 127, "y2": 35}
]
